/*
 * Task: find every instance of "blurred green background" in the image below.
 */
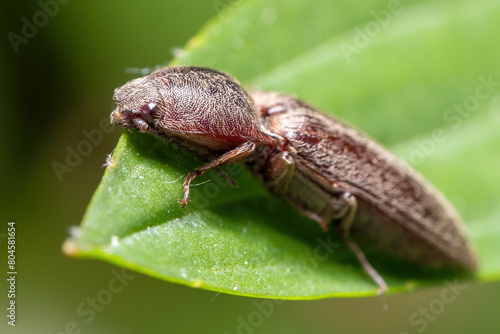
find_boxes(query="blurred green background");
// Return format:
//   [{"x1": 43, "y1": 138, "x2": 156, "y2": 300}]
[{"x1": 1, "y1": 0, "x2": 499, "y2": 334}]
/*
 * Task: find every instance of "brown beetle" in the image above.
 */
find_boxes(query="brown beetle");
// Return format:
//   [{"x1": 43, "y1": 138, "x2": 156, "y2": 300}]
[{"x1": 111, "y1": 66, "x2": 477, "y2": 293}]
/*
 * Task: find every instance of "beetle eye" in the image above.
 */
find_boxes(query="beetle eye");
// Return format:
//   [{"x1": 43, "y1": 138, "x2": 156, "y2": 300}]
[{"x1": 142, "y1": 102, "x2": 158, "y2": 123}]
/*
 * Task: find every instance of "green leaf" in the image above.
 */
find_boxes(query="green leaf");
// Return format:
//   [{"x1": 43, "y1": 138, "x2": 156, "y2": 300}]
[{"x1": 64, "y1": 0, "x2": 500, "y2": 298}]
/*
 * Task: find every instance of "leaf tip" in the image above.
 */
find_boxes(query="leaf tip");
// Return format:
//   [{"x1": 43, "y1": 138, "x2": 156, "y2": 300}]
[{"x1": 62, "y1": 238, "x2": 80, "y2": 258}]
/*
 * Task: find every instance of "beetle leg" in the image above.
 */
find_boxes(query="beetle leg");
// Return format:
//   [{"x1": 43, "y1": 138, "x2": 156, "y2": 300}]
[
  {"x1": 299, "y1": 209, "x2": 330, "y2": 232},
  {"x1": 345, "y1": 238, "x2": 387, "y2": 295},
  {"x1": 336, "y1": 192, "x2": 387, "y2": 294},
  {"x1": 263, "y1": 153, "x2": 332, "y2": 229},
  {"x1": 263, "y1": 152, "x2": 295, "y2": 194},
  {"x1": 337, "y1": 192, "x2": 357, "y2": 238},
  {"x1": 216, "y1": 168, "x2": 239, "y2": 188},
  {"x1": 179, "y1": 141, "x2": 256, "y2": 206}
]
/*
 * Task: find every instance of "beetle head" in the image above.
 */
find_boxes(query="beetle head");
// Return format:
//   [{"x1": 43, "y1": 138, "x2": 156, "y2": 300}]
[{"x1": 111, "y1": 76, "x2": 163, "y2": 133}]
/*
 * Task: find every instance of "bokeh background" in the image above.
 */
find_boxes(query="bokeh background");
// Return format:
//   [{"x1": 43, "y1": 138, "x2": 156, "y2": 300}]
[{"x1": 1, "y1": 1, "x2": 499, "y2": 333}]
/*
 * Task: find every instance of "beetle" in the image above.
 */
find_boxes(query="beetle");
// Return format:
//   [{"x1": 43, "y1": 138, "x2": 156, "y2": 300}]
[{"x1": 111, "y1": 66, "x2": 477, "y2": 293}]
